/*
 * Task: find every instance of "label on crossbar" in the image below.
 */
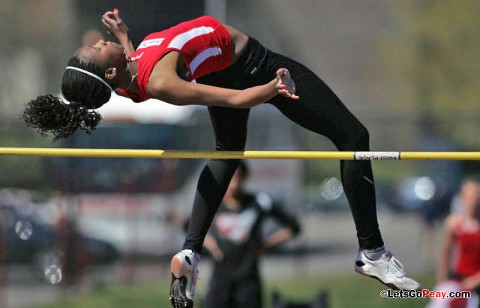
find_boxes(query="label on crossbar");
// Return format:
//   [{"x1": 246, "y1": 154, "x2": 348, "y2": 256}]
[{"x1": 354, "y1": 152, "x2": 400, "y2": 160}]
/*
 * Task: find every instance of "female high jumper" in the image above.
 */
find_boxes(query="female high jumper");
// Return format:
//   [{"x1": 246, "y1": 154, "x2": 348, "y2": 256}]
[{"x1": 22, "y1": 9, "x2": 421, "y2": 308}]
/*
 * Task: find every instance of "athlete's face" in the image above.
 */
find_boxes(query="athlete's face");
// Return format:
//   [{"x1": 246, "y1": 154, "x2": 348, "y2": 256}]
[
  {"x1": 74, "y1": 40, "x2": 127, "y2": 70},
  {"x1": 460, "y1": 181, "x2": 480, "y2": 217},
  {"x1": 465, "y1": 192, "x2": 480, "y2": 218}
]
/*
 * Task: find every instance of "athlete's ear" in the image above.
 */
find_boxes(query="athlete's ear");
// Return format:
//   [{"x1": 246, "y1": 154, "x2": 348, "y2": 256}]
[{"x1": 105, "y1": 67, "x2": 117, "y2": 80}]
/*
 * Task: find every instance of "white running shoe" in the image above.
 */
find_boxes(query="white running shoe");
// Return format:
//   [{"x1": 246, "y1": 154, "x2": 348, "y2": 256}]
[
  {"x1": 169, "y1": 249, "x2": 200, "y2": 308},
  {"x1": 354, "y1": 249, "x2": 421, "y2": 290}
]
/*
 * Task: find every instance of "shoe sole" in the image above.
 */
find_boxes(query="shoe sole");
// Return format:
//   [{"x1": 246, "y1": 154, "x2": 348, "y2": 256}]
[
  {"x1": 169, "y1": 274, "x2": 193, "y2": 308},
  {"x1": 355, "y1": 267, "x2": 401, "y2": 290},
  {"x1": 170, "y1": 256, "x2": 194, "y2": 308},
  {"x1": 355, "y1": 267, "x2": 421, "y2": 291},
  {"x1": 355, "y1": 264, "x2": 425, "y2": 291}
]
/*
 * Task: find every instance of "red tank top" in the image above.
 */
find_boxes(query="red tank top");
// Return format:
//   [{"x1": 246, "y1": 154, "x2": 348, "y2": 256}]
[
  {"x1": 118, "y1": 16, "x2": 232, "y2": 102},
  {"x1": 454, "y1": 218, "x2": 480, "y2": 277}
]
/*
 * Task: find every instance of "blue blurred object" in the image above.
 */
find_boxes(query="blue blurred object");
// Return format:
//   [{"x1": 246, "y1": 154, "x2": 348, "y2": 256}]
[
  {"x1": 301, "y1": 177, "x2": 393, "y2": 213},
  {"x1": 0, "y1": 204, "x2": 120, "y2": 283},
  {"x1": 387, "y1": 176, "x2": 455, "y2": 223},
  {"x1": 388, "y1": 176, "x2": 438, "y2": 211}
]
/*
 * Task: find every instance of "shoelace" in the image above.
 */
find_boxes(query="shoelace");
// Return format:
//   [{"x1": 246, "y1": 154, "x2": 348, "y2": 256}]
[{"x1": 384, "y1": 252, "x2": 406, "y2": 277}]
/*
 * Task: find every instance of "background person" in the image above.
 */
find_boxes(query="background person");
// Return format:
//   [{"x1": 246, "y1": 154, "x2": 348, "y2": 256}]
[
  {"x1": 429, "y1": 179, "x2": 480, "y2": 308},
  {"x1": 202, "y1": 161, "x2": 300, "y2": 308},
  {"x1": 450, "y1": 179, "x2": 480, "y2": 214}
]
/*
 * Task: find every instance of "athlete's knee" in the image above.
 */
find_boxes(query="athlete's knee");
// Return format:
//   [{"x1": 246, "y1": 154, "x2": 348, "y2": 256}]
[
  {"x1": 206, "y1": 158, "x2": 241, "y2": 179},
  {"x1": 223, "y1": 158, "x2": 241, "y2": 171},
  {"x1": 215, "y1": 138, "x2": 246, "y2": 151},
  {"x1": 343, "y1": 123, "x2": 370, "y2": 151}
]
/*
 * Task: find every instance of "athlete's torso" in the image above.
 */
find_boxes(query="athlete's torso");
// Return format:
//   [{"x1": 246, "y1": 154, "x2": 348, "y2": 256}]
[
  {"x1": 454, "y1": 218, "x2": 480, "y2": 277},
  {"x1": 119, "y1": 16, "x2": 234, "y2": 102}
]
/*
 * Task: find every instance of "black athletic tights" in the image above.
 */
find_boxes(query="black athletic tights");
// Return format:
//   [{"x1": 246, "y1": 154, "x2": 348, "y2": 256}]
[{"x1": 183, "y1": 37, "x2": 384, "y2": 252}]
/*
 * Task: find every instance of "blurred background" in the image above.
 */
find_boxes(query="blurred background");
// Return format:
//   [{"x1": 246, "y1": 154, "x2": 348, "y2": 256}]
[{"x1": 0, "y1": 0, "x2": 479, "y2": 307}]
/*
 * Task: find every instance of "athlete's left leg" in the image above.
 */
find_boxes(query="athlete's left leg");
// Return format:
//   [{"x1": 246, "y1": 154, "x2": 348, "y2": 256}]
[
  {"x1": 261, "y1": 50, "x2": 420, "y2": 290},
  {"x1": 267, "y1": 53, "x2": 383, "y2": 250}
]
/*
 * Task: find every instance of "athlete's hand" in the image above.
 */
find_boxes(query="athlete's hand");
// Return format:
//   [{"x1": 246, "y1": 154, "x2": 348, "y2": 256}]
[
  {"x1": 102, "y1": 9, "x2": 130, "y2": 42},
  {"x1": 210, "y1": 248, "x2": 224, "y2": 261},
  {"x1": 275, "y1": 68, "x2": 299, "y2": 100}
]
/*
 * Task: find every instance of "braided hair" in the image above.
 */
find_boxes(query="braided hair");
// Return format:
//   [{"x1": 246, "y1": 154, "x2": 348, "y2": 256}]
[{"x1": 22, "y1": 57, "x2": 111, "y2": 141}]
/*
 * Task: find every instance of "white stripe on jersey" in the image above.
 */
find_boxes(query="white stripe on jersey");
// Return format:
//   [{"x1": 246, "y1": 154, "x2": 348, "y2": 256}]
[
  {"x1": 168, "y1": 26, "x2": 215, "y2": 49},
  {"x1": 190, "y1": 47, "x2": 222, "y2": 75}
]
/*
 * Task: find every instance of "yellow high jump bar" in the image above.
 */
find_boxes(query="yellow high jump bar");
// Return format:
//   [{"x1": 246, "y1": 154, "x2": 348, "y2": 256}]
[{"x1": 0, "y1": 147, "x2": 479, "y2": 160}]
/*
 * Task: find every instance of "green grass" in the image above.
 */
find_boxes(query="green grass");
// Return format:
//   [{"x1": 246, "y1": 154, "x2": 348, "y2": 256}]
[
  {"x1": 265, "y1": 273, "x2": 435, "y2": 308},
  {"x1": 38, "y1": 273, "x2": 436, "y2": 308}
]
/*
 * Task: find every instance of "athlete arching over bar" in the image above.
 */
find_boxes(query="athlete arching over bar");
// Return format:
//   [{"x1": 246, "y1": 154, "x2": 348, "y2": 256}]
[{"x1": 22, "y1": 9, "x2": 420, "y2": 307}]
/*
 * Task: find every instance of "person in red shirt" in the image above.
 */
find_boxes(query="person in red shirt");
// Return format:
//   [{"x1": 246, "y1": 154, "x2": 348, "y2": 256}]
[
  {"x1": 22, "y1": 9, "x2": 420, "y2": 308},
  {"x1": 432, "y1": 179, "x2": 480, "y2": 307}
]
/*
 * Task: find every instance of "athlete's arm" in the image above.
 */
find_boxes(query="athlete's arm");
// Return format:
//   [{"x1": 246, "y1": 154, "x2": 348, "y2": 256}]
[
  {"x1": 436, "y1": 214, "x2": 457, "y2": 282},
  {"x1": 261, "y1": 228, "x2": 296, "y2": 253},
  {"x1": 147, "y1": 53, "x2": 299, "y2": 108},
  {"x1": 261, "y1": 201, "x2": 300, "y2": 253},
  {"x1": 102, "y1": 9, "x2": 135, "y2": 56},
  {"x1": 203, "y1": 234, "x2": 224, "y2": 261},
  {"x1": 461, "y1": 271, "x2": 480, "y2": 291}
]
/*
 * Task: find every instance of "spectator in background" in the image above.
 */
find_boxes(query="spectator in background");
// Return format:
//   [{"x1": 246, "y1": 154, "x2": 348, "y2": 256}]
[
  {"x1": 202, "y1": 161, "x2": 300, "y2": 308},
  {"x1": 428, "y1": 179, "x2": 480, "y2": 308},
  {"x1": 450, "y1": 179, "x2": 480, "y2": 214}
]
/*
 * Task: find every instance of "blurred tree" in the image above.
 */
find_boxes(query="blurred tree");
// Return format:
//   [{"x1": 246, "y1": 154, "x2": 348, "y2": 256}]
[
  {"x1": 380, "y1": 0, "x2": 480, "y2": 148},
  {"x1": 0, "y1": 0, "x2": 73, "y2": 120}
]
